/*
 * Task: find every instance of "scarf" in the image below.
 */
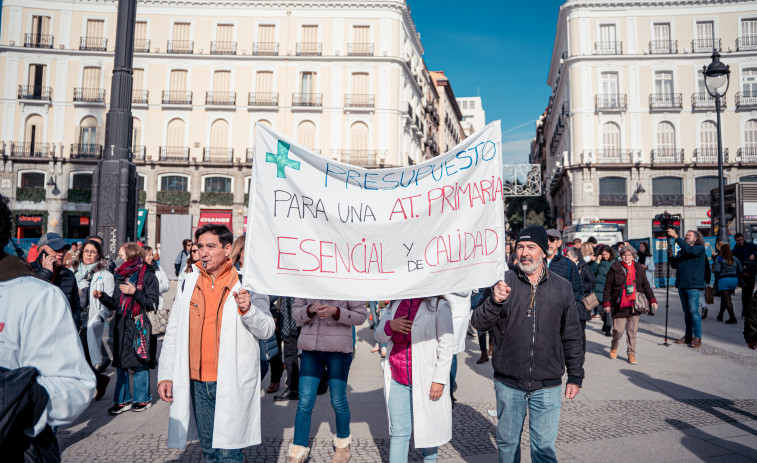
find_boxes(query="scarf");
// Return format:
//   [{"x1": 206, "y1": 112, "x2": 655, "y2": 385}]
[
  {"x1": 620, "y1": 262, "x2": 636, "y2": 309},
  {"x1": 115, "y1": 256, "x2": 147, "y2": 317},
  {"x1": 75, "y1": 262, "x2": 96, "y2": 286}
]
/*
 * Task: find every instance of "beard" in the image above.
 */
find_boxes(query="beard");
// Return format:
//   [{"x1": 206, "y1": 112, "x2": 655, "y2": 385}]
[{"x1": 517, "y1": 255, "x2": 543, "y2": 274}]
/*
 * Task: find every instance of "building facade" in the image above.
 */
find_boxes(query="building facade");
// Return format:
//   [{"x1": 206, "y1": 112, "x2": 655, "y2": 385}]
[
  {"x1": 457, "y1": 96, "x2": 486, "y2": 136},
  {"x1": 532, "y1": 0, "x2": 757, "y2": 239},
  {"x1": 1, "y1": 0, "x2": 445, "y2": 242},
  {"x1": 429, "y1": 71, "x2": 464, "y2": 154}
]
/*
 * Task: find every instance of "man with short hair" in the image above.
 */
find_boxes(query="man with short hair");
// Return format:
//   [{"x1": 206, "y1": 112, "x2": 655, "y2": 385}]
[
  {"x1": 0, "y1": 194, "x2": 95, "y2": 459},
  {"x1": 158, "y1": 224, "x2": 274, "y2": 461},
  {"x1": 174, "y1": 239, "x2": 192, "y2": 276},
  {"x1": 30, "y1": 232, "x2": 82, "y2": 329},
  {"x1": 472, "y1": 225, "x2": 584, "y2": 463},
  {"x1": 732, "y1": 233, "x2": 756, "y2": 315},
  {"x1": 545, "y1": 229, "x2": 587, "y2": 350},
  {"x1": 668, "y1": 228, "x2": 707, "y2": 348}
]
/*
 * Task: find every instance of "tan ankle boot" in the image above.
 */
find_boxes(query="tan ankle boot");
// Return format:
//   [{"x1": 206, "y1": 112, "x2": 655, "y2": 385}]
[
  {"x1": 288, "y1": 444, "x2": 310, "y2": 463},
  {"x1": 609, "y1": 348, "x2": 617, "y2": 359},
  {"x1": 331, "y1": 435, "x2": 352, "y2": 463}
]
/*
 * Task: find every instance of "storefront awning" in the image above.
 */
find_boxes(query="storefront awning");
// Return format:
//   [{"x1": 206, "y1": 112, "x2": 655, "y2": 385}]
[{"x1": 198, "y1": 210, "x2": 232, "y2": 230}]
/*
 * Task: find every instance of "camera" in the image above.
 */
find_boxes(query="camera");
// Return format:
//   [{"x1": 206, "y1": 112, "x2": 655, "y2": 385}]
[{"x1": 652, "y1": 212, "x2": 681, "y2": 234}]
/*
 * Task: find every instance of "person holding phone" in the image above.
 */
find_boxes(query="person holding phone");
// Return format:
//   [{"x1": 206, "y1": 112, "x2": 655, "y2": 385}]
[{"x1": 30, "y1": 232, "x2": 82, "y2": 329}]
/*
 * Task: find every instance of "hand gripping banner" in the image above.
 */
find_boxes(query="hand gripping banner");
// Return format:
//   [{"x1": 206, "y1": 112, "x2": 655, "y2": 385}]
[{"x1": 243, "y1": 121, "x2": 506, "y2": 300}]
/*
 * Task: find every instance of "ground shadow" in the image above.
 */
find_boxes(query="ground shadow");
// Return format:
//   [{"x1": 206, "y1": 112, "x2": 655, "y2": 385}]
[{"x1": 666, "y1": 418, "x2": 757, "y2": 460}]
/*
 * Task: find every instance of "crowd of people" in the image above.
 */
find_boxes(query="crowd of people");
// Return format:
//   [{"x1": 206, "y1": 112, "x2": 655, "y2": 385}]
[{"x1": 1, "y1": 188, "x2": 756, "y2": 463}]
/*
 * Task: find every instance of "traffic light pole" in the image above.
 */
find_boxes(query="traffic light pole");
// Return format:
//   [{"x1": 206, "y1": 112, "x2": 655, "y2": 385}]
[{"x1": 90, "y1": 0, "x2": 138, "y2": 259}]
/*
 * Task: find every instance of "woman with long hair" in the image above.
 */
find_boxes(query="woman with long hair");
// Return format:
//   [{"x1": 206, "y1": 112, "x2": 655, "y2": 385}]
[
  {"x1": 636, "y1": 241, "x2": 655, "y2": 287},
  {"x1": 93, "y1": 242, "x2": 160, "y2": 415},
  {"x1": 712, "y1": 244, "x2": 743, "y2": 324},
  {"x1": 177, "y1": 242, "x2": 199, "y2": 284},
  {"x1": 375, "y1": 296, "x2": 453, "y2": 462},
  {"x1": 591, "y1": 245, "x2": 615, "y2": 335}
]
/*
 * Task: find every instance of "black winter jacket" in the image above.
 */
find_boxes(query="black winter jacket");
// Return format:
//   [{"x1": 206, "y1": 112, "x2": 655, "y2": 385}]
[
  {"x1": 30, "y1": 258, "x2": 82, "y2": 329},
  {"x1": 578, "y1": 260, "x2": 596, "y2": 300},
  {"x1": 669, "y1": 237, "x2": 706, "y2": 289},
  {"x1": 99, "y1": 266, "x2": 160, "y2": 369},
  {"x1": 548, "y1": 252, "x2": 589, "y2": 321},
  {"x1": 745, "y1": 291, "x2": 757, "y2": 344},
  {"x1": 471, "y1": 266, "x2": 585, "y2": 392}
]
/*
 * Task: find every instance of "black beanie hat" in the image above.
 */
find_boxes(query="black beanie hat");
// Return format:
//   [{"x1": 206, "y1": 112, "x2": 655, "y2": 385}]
[{"x1": 515, "y1": 225, "x2": 548, "y2": 254}]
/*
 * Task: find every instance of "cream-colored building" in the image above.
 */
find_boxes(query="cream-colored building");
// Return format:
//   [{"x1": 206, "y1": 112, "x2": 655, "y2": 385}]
[
  {"x1": 532, "y1": 0, "x2": 757, "y2": 239},
  {"x1": 429, "y1": 71, "x2": 464, "y2": 154},
  {"x1": 0, "y1": 0, "x2": 442, "y2": 242},
  {"x1": 457, "y1": 96, "x2": 486, "y2": 137}
]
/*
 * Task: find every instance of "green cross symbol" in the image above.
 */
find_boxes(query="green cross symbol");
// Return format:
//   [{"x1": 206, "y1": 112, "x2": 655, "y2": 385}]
[{"x1": 265, "y1": 141, "x2": 301, "y2": 179}]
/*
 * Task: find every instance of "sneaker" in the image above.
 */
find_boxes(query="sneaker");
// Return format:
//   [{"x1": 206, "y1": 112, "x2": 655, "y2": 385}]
[
  {"x1": 690, "y1": 337, "x2": 702, "y2": 348},
  {"x1": 674, "y1": 336, "x2": 691, "y2": 345},
  {"x1": 108, "y1": 402, "x2": 132, "y2": 415},
  {"x1": 132, "y1": 401, "x2": 152, "y2": 412},
  {"x1": 380, "y1": 346, "x2": 387, "y2": 358}
]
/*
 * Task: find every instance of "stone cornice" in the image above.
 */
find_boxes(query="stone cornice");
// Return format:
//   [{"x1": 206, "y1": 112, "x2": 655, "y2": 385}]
[{"x1": 561, "y1": 0, "x2": 754, "y2": 9}]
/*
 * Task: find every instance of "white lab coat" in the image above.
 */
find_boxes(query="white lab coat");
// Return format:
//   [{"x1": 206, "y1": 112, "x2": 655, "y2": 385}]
[
  {"x1": 375, "y1": 297, "x2": 454, "y2": 449},
  {"x1": 0, "y1": 275, "x2": 95, "y2": 435},
  {"x1": 85, "y1": 269, "x2": 115, "y2": 366},
  {"x1": 444, "y1": 291, "x2": 472, "y2": 354},
  {"x1": 158, "y1": 269, "x2": 274, "y2": 450}
]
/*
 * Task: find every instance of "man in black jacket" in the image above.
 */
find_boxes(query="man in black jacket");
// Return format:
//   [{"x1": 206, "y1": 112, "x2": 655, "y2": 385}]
[
  {"x1": 667, "y1": 228, "x2": 706, "y2": 348},
  {"x1": 472, "y1": 225, "x2": 584, "y2": 463},
  {"x1": 29, "y1": 232, "x2": 83, "y2": 330}
]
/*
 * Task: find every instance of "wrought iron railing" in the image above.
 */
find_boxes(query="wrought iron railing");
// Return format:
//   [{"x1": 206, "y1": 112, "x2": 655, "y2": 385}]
[
  {"x1": 344, "y1": 94, "x2": 375, "y2": 108},
  {"x1": 296, "y1": 42, "x2": 322, "y2": 56},
  {"x1": 205, "y1": 91, "x2": 236, "y2": 105},
  {"x1": 736, "y1": 34, "x2": 757, "y2": 51},
  {"x1": 691, "y1": 37, "x2": 720, "y2": 53},
  {"x1": 738, "y1": 147, "x2": 757, "y2": 163},
  {"x1": 203, "y1": 147, "x2": 234, "y2": 163},
  {"x1": 80, "y1": 36, "x2": 107, "y2": 51},
  {"x1": 210, "y1": 41, "x2": 236, "y2": 55},
  {"x1": 166, "y1": 40, "x2": 194, "y2": 54},
  {"x1": 18, "y1": 85, "x2": 52, "y2": 100},
  {"x1": 736, "y1": 91, "x2": 757, "y2": 108},
  {"x1": 134, "y1": 38, "x2": 150, "y2": 52},
  {"x1": 649, "y1": 39, "x2": 678, "y2": 54},
  {"x1": 10, "y1": 142, "x2": 54, "y2": 158},
  {"x1": 73, "y1": 88, "x2": 106, "y2": 102},
  {"x1": 595, "y1": 94, "x2": 627, "y2": 111},
  {"x1": 162, "y1": 91, "x2": 192, "y2": 105},
  {"x1": 292, "y1": 93, "x2": 322, "y2": 107},
  {"x1": 594, "y1": 41, "x2": 622, "y2": 55},
  {"x1": 348, "y1": 43, "x2": 374, "y2": 56},
  {"x1": 253, "y1": 42, "x2": 278, "y2": 55},
  {"x1": 339, "y1": 150, "x2": 378, "y2": 167},
  {"x1": 159, "y1": 146, "x2": 190, "y2": 161},
  {"x1": 24, "y1": 33, "x2": 53, "y2": 48},
  {"x1": 650, "y1": 149, "x2": 683, "y2": 164},
  {"x1": 132, "y1": 89, "x2": 149, "y2": 104},
  {"x1": 248, "y1": 92, "x2": 278, "y2": 106},
  {"x1": 70, "y1": 143, "x2": 103, "y2": 158},
  {"x1": 649, "y1": 93, "x2": 682, "y2": 109}
]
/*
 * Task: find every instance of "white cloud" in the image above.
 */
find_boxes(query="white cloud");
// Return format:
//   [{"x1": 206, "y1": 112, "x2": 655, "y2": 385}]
[{"x1": 500, "y1": 138, "x2": 532, "y2": 164}]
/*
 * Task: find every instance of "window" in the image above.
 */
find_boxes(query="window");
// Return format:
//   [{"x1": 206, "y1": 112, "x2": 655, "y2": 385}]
[
  {"x1": 258, "y1": 25, "x2": 275, "y2": 42},
  {"x1": 598, "y1": 24, "x2": 618, "y2": 53},
  {"x1": 204, "y1": 176, "x2": 231, "y2": 193},
  {"x1": 300, "y1": 25, "x2": 319, "y2": 54},
  {"x1": 135, "y1": 21, "x2": 147, "y2": 47},
  {"x1": 82, "y1": 67, "x2": 101, "y2": 88},
  {"x1": 652, "y1": 23, "x2": 672, "y2": 52},
  {"x1": 256, "y1": 25, "x2": 277, "y2": 55},
  {"x1": 257, "y1": 119, "x2": 271, "y2": 127},
  {"x1": 746, "y1": 120, "x2": 757, "y2": 150},
  {"x1": 599, "y1": 177, "x2": 626, "y2": 206},
  {"x1": 656, "y1": 121, "x2": 676, "y2": 155},
  {"x1": 297, "y1": 120, "x2": 316, "y2": 150},
  {"x1": 601, "y1": 122, "x2": 621, "y2": 155},
  {"x1": 137, "y1": 174, "x2": 145, "y2": 191},
  {"x1": 166, "y1": 118, "x2": 185, "y2": 147},
  {"x1": 170, "y1": 70, "x2": 188, "y2": 92},
  {"x1": 132, "y1": 117, "x2": 142, "y2": 147},
  {"x1": 256, "y1": 71, "x2": 273, "y2": 93},
  {"x1": 352, "y1": 73, "x2": 368, "y2": 94},
  {"x1": 694, "y1": 21, "x2": 715, "y2": 52},
  {"x1": 652, "y1": 177, "x2": 683, "y2": 206},
  {"x1": 699, "y1": 121, "x2": 717, "y2": 154},
  {"x1": 302, "y1": 25, "x2": 318, "y2": 43},
  {"x1": 24, "y1": 115, "x2": 43, "y2": 146},
  {"x1": 601, "y1": 72, "x2": 619, "y2": 102},
  {"x1": 741, "y1": 175, "x2": 757, "y2": 182},
  {"x1": 173, "y1": 22, "x2": 190, "y2": 41},
  {"x1": 27, "y1": 64, "x2": 46, "y2": 97},
  {"x1": 741, "y1": 18, "x2": 757, "y2": 49},
  {"x1": 216, "y1": 24, "x2": 233, "y2": 42},
  {"x1": 133, "y1": 68, "x2": 144, "y2": 89},
  {"x1": 350, "y1": 122, "x2": 369, "y2": 150},
  {"x1": 209, "y1": 119, "x2": 229, "y2": 148},
  {"x1": 654, "y1": 71, "x2": 674, "y2": 96},
  {"x1": 32, "y1": 15, "x2": 50, "y2": 37},
  {"x1": 353, "y1": 25, "x2": 369, "y2": 43},
  {"x1": 86, "y1": 19, "x2": 104, "y2": 40},
  {"x1": 160, "y1": 175, "x2": 188, "y2": 191},
  {"x1": 79, "y1": 116, "x2": 98, "y2": 147},
  {"x1": 301, "y1": 72, "x2": 314, "y2": 94},
  {"x1": 743, "y1": 68, "x2": 757, "y2": 97},
  {"x1": 21, "y1": 172, "x2": 45, "y2": 188},
  {"x1": 71, "y1": 172, "x2": 93, "y2": 189},
  {"x1": 695, "y1": 176, "x2": 720, "y2": 206}
]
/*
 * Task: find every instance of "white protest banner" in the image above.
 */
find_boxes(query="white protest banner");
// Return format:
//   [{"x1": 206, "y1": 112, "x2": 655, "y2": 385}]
[{"x1": 243, "y1": 121, "x2": 506, "y2": 301}]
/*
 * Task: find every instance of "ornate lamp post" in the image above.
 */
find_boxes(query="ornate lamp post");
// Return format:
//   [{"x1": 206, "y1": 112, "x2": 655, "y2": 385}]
[{"x1": 703, "y1": 50, "x2": 730, "y2": 243}]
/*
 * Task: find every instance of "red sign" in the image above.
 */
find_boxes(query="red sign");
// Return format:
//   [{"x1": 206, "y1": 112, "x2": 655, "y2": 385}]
[
  {"x1": 79, "y1": 216, "x2": 90, "y2": 226},
  {"x1": 16, "y1": 215, "x2": 43, "y2": 226},
  {"x1": 198, "y1": 210, "x2": 232, "y2": 230}
]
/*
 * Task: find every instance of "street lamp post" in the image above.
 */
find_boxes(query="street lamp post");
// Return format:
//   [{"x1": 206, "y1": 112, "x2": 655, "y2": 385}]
[
  {"x1": 522, "y1": 202, "x2": 528, "y2": 229},
  {"x1": 703, "y1": 50, "x2": 731, "y2": 243}
]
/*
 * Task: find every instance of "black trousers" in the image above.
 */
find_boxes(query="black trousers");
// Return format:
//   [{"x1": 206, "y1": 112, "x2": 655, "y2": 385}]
[{"x1": 282, "y1": 334, "x2": 300, "y2": 392}]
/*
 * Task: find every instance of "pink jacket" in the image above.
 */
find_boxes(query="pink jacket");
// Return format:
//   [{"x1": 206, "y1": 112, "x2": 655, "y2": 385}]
[
  {"x1": 292, "y1": 299, "x2": 367, "y2": 353},
  {"x1": 385, "y1": 299, "x2": 422, "y2": 386}
]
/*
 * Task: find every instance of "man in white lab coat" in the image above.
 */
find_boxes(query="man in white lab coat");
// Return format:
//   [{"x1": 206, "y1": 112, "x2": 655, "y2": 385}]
[{"x1": 158, "y1": 224, "x2": 274, "y2": 462}]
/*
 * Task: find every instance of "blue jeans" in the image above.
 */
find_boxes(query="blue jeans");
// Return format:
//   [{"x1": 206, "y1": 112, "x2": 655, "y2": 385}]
[
  {"x1": 369, "y1": 301, "x2": 381, "y2": 330},
  {"x1": 294, "y1": 350, "x2": 352, "y2": 447},
  {"x1": 190, "y1": 380, "x2": 243, "y2": 463},
  {"x1": 388, "y1": 379, "x2": 438, "y2": 462},
  {"x1": 114, "y1": 366, "x2": 150, "y2": 404},
  {"x1": 678, "y1": 288, "x2": 702, "y2": 339},
  {"x1": 494, "y1": 382, "x2": 562, "y2": 463}
]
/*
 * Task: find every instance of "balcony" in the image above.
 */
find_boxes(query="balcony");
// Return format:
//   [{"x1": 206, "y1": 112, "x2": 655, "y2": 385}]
[
  {"x1": 649, "y1": 93, "x2": 682, "y2": 110},
  {"x1": 652, "y1": 194, "x2": 684, "y2": 207},
  {"x1": 134, "y1": 38, "x2": 150, "y2": 52},
  {"x1": 70, "y1": 143, "x2": 103, "y2": 159},
  {"x1": 80, "y1": 36, "x2": 107, "y2": 51},
  {"x1": 691, "y1": 92, "x2": 726, "y2": 110},
  {"x1": 738, "y1": 147, "x2": 757, "y2": 164},
  {"x1": 73, "y1": 88, "x2": 106, "y2": 103},
  {"x1": 24, "y1": 33, "x2": 53, "y2": 48},
  {"x1": 211, "y1": 41, "x2": 236, "y2": 55},
  {"x1": 18, "y1": 85, "x2": 52, "y2": 101},
  {"x1": 159, "y1": 146, "x2": 190, "y2": 161},
  {"x1": 205, "y1": 91, "x2": 236, "y2": 106},
  {"x1": 650, "y1": 149, "x2": 683, "y2": 164},
  {"x1": 248, "y1": 92, "x2": 278, "y2": 107},
  {"x1": 348, "y1": 43, "x2": 374, "y2": 56},
  {"x1": 253, "y1": 42, "x2": 279, "y2": 55},
  {"x1": 296, "y1": 42, "x2": 322, "y2": 56},
  {"x1": 649, "y1": 39, "x2": 678, "y2": 54},
  {"x1": 132, "y1": 89, "x2": 149, "y2": 105},
  {"x1": 246, "y1": 147, "x2": 254, "y2": 163},
  {"x1": 292, "y1": 93, "x2": 322, "y2": 107},
  {"x1": 692, "y1": 148, "x2": 728, "y2": 164},
  {"x1": 599, "y1": 194, "x2": 627, "y2": 207},
  {"x1": 595, "y1": 149, "x2": 629, "y2": 164},
  {"x1": 736, "y1": 34, "x2": 757, "y2": 51},
  {"x1": 736, "y1": 91, "x2": 757, "y2": 109},
  {"x1": 691, "y1": 37, "x2": 721, "y2": 53},
  {"x1": 162, "y1": 91, "x2": 192, "y2": 105},
  {"x1": 166, "y1": 40, "x2": 194, "y2": 54},
  {"x1": 203, "y1": 147, "x2": 234, "y2": 163},
  {"x1": 594, "y1": 41, "x2": 622, "y2": 55},
  {"x1": 10, "y1": 142, "x2": 54, "y2": 158},
  {"x1": 339, "y1": 150, "x2": 379, "y2": 167},
  {"x1": 344, "y1": 94, "x2": 375, "y2": 108},
  {"x1": 595, "y1": 94, "x2": 627, "y2": 112},
  {"x1": 132, "y1": 145, "x2": 146, "y2": 161}
]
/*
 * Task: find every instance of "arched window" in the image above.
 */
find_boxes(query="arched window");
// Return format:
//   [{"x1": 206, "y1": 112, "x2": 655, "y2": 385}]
[
  {"x1": 71, "y1": 172, "x2": 93, "y2": 190},
  {"x1": 297, "y1": 120, "x2": 316, "y2": 150},
  {"x1": 24, "y1": 115, "x2": 43, "y2": 146},
  {"x1": 77, "y1": 116, "x2": 99, "y2": 157},
  {"x1": 210, "y1": 119, "x2": 229, "y2": 148},
  {"x1": 599, "y1": 177, "x2": 626, "y2": 206},
  {"x1": 20, "y1": 171, "x2": 45, "y2": 188},
  {"x1": 160, "y1": 175, "x2": 189, "y2": 191},
  {"x1": 132, "y1": 117, "x2": 142, "y2": 147},
  {"x1": 652, "y1": 176, "x2": 683, "y2": 206},
  {"x1": 257, "y1": 119, "x2": 271, "y2": 127},
  {"x1": 699, "y1": 121, "x2": 717, "y2": 157},
  {"x1": 695, "y1": 176, "x2": 721, "y2": 206},
  {"x1": 164, "y1": 118, "x2": 187, "y2": 160},
  {"x1": 203, "y1": 176, "x2": 231, "y2": 193},
  {"x1": 655, "y1": 121, "x2": 676, "y2": 162},
  {"x1": 350, "y1": 122, "x2": 369, "y2": 151},
  {"x1": 601, "y1": 122, "x2": 621, "y2": 161}
]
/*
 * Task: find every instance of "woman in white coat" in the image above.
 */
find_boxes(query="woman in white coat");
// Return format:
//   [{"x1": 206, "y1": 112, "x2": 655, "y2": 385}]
[
  {"x1": 375, "y1": 297, "x2": 454, "y2": 462},
  {"x1": 75, "y1": 239, "x2": 115, "y2": 400},
  {"x1": 444, "y1": 291, "x2": 472, "y2": 402}
]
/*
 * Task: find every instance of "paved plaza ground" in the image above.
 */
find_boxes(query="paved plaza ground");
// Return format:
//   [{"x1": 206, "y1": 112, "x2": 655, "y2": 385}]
[{"x1": 58, "y1": 284, "x2": 757, "y2": 462}]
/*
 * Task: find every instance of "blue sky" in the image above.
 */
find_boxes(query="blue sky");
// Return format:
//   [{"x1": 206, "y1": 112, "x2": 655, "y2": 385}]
[{"x1": 409, "y1": 0, "x2": 565, "y2": 164}]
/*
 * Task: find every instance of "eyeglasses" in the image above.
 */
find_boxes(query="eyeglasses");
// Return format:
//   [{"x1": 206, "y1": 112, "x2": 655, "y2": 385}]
[{"x1": 548, "y1": 236, "x2": 560, "y2": 242}]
